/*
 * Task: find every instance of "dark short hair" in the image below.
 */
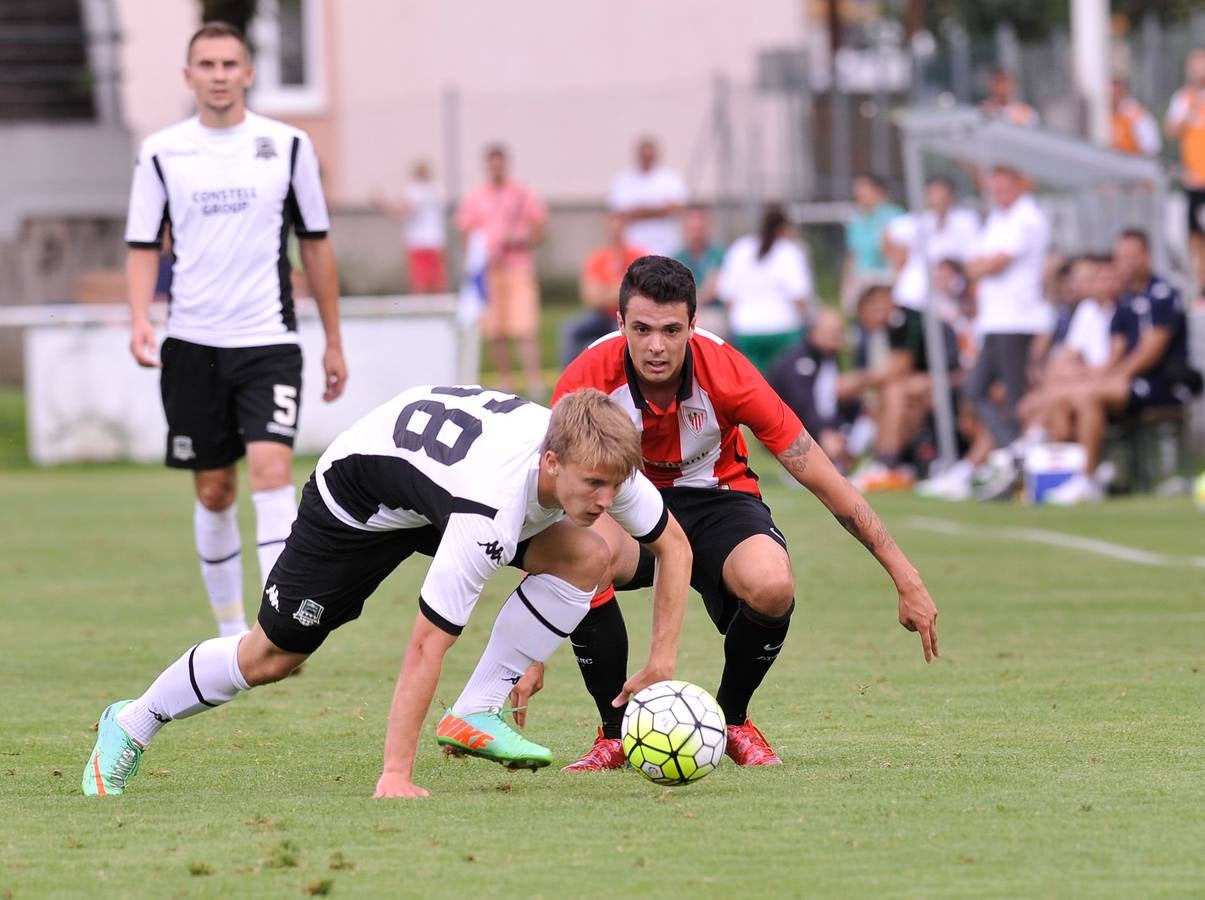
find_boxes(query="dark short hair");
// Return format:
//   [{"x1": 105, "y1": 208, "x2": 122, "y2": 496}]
[
  {"x1": 187, "y1": 21, "x2": 249, "y2": 62},
  {"x1": 925, "y1": 175, "x2": 954, "y2": 192},
  {"x1": 485, "y1": 143, "x2": 507, "y2": 159},
  {"x1": 854, "y1": 172, "x2": 888, "y2": 192},
  {"x1": 1117, "y1": 227, "x2": 1150, "y2": 250},
  {"x1": 618, "y1": 255, "x2": 697, "y2": 321}
]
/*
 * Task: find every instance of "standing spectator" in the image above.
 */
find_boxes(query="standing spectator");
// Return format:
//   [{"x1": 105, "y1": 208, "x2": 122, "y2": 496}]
[
  {"x1": 1110, "y1": 77, "x2": 1161, "y2": 158},
  {"x1": 841, "y1": 173, "x2": 903, "y2": 310},
  {"x1": 124, "y1": 22, "x2": 347, "y2": 637},
  {"x1": 717, "y1": 204, "x2": 813, "y2": 373},
  {"x1": 981, "y1": 69, "x2": 1040, "y2": 127},
  {"x1": 674, "y1": 205, "x2": 727, "y2": 335},
  {"x1": 917, "y1": 165, "x2": 1051, "y2": 501},
  {"x1": 608, "y1": 136, "x2": 688, "y2": 257},
  {"x1": 1165, "y1": 48, "x2": 1205, "y2": 301},
  {"x1": 560, "y1": 212, "x2": 646, "y2": 365},
  {"x1": 379, "y1": 160, "x2": 447, "y2": 293},
  {"x1": 456, "y1": 144, "x2": 548, "y2": 398},
  {"x1": 884, "y1": 175, "x2": 980, "y2": 314}
]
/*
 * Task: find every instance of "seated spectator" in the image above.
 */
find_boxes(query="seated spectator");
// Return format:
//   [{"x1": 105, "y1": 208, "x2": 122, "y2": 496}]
[
  {"x1": 769, "y1": 307, "x2": 857, "y2": 472},
  {"x1": 560, "y1": 212, "x2": 646, "y2": 365},
  {"x1": 674, "y1": 205, "x2": 727, "y2": 336},
  {"x1": 1043, "y1": 229, "x2": 1202, "y2": 504},
  {"x1": 717, "y1": 203, "x2": 813, "y2": 373},
  {"x1": 843, "y1": 284, "x2": 962, "y2": 492},
  {"x1": 841, "y1": 173, "x2": 904, "y2": 310}
]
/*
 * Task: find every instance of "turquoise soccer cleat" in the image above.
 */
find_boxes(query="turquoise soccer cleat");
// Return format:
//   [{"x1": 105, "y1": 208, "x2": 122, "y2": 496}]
[
  {"x1": 81, "y1": 701, "x2": 143, "y2": 796},
  {"x1": 435, "y1": 709, "x2": 552, "y2": 770}
]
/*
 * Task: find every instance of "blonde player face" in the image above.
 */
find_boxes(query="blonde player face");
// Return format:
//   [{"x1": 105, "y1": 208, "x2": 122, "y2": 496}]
[
  {"x1": 545, "y1": 454, "x2": 623, "y2": 526},
  {"x1": 619, "y1": 295, "x2": 695, "y2": 392},
  {"x1": 184, "y1": 36, "x2": 254, "y2": 122}
]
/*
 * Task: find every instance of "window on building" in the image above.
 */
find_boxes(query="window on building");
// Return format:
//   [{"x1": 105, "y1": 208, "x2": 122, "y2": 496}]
[{"x1": 249, "y1": 0, "x2": 325, "y2": 115}]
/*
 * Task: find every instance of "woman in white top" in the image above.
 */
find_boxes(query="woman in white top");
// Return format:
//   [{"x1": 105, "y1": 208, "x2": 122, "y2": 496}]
[{"x1": 717, "y1": 204, "x2": 813, "y2": 373}]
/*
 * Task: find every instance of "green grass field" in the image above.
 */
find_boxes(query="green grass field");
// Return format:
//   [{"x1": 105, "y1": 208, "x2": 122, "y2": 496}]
[{"x1": 3, "y1": 441, "x2": 1205, "y2": 897}]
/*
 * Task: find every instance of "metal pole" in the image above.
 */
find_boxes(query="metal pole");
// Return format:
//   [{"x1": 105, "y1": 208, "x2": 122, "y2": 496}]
[
  {"x1": 442, "y1": 83, "x2": 462, "y2": 279},
  {"x1": 947, "y1": 20, "x2": 972, "y2": 105},
  {"x1": 713, "y1": 72, "x2": 735, "y2": 237},
  {"x1": 901, "y1": 135, "x2": 958, "y2": 470},
  {"x1": 1070, "y1": 0, "x2": 1111, "y2": 144}
]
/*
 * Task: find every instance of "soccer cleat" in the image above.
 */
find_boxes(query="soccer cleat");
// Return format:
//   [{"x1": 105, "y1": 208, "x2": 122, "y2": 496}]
[
  {"x1": 561, "y1": 727, "x2": 627, "y2": 772},
  {"x1": 435, "y1": 710, "x2": 552, "y2": 770},
  {"x1": 725, "y1": 718, "x2": 783, "y2": 766},
  {"x1": 1044, "y1": 473, "x2": 1104, "y2": 506},
  {"x1": 81, "y1": 701, "x2": 143, "y2": 796}
]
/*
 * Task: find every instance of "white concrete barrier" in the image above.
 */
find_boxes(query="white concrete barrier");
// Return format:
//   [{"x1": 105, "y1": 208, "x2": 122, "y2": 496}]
[{"x1": 11, "y1": 295, "x2": 478, "y2": 465}]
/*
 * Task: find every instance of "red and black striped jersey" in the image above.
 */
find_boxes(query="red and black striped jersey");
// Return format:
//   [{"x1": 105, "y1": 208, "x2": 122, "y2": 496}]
[{"x1": 554, "y1": 330, "x2": 803, "y2": 496}]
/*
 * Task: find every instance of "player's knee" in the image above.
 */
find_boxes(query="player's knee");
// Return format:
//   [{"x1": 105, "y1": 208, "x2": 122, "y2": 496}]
[
  {"x1": 743, "y1": 574, "x2": 796, "y2": 618},
  {"x1": 249, "y1": 459, "x2": 292, "y2": 490},
  {"x1": 562, "y1": 532, "x2": 611, "y2": 592},
  {"x1": 196, "y1": 479, "x2": 236, "y2": 511},
  {"x1": 241, "y1": 651, "x2": 299, "y2": 686}
]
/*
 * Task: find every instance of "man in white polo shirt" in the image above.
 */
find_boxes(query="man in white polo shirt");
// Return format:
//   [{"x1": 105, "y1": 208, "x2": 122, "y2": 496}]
[
  {"x1": 125, "y1": 21, "x2": 347, "y2": 635},
  {"x1": 918, "y1": 165, "x2": 1050, "y2": 501},
  {"x1": 608, "y1": 137, "x2": 688, "y2": 258}
]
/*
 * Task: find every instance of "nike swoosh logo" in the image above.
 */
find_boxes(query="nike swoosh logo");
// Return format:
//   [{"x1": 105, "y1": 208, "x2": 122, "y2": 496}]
[
  {"x1": 570, "y1": 641, "x2": 587, "y2": 649},
  {"x1": 763, "y1": 642, "x2": 784, "y2": 652}
]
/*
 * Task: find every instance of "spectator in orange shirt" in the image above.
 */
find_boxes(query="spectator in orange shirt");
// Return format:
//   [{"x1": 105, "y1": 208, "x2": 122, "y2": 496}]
[
  {"x1": 456, "y1": 144, "x2": 548, "y2": 398},
  {"x1": 560, "y1": 211, "x2": 646, "y2": 365},
  {"x1": 1111, "y1": 77, "x2": 1160, "y2": 157},
  {"x1": 981, "y1": 69, "x2": 1039, "y2": 127},
  {"x1": 1165, "y1": 47, "x2": 1205, "y2": 299}
]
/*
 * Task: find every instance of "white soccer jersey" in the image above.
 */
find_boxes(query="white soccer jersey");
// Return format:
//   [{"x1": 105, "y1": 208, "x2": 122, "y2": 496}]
[
  {"x1": 125, "y1": 111, "x2": 330, "y2": 348},
  {"x1": 313, "y1": 385, "x2": 668, "y2": 629}
]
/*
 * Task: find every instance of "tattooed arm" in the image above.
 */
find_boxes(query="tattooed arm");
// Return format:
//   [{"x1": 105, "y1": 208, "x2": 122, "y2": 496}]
[{"x1": 775, "y1": 429, "x2": 940, "y2": 662}]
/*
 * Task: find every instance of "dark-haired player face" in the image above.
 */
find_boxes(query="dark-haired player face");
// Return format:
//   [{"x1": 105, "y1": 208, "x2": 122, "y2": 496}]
[{"x1": 619, "y1": 294, "x2": 695, "y2": 390}]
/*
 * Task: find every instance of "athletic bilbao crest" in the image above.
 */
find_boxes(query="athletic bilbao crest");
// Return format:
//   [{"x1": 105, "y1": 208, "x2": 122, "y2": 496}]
[{"x1": 682, "y1": 406, "x2": 706, "y2": 435}]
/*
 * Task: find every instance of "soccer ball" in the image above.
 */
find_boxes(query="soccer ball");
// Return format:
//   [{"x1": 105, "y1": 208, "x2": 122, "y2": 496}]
[
  {"x1": 621, "y1": 680, "x2": 726, "y2": 786},
  {"x1": 1194, "y1": 471, "x2": 1205, "y2": 512}
]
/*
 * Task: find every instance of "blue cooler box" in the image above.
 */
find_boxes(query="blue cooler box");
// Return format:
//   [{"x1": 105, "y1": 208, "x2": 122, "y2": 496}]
[{"x1": 1023, "y1": 443, "x2": 1087, "y2": 504}]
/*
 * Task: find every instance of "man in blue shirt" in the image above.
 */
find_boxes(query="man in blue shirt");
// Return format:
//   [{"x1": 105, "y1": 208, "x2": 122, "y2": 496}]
[
  {"x1": 842, "y1": 174, "x2": 904, "y2": 310},
  {"x1": 1044, "y1": 229, "x2": 1201, "y2": 504}
]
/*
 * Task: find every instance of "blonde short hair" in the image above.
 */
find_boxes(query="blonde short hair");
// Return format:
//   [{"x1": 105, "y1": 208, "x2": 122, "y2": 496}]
[{"x1": 543, "y1": 389, "x2": 642, "y2": 481}]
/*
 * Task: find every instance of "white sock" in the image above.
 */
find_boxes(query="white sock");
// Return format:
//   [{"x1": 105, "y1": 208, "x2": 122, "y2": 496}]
[
  {"x1": 116, "y1": 632, "x2": 251, "y2": 748},
  {"x1": 453, "y1": 574, "x2": 592, "y2": 715},
  {"x1": 252, "y1": 485, "x2": 296, "y2": 589},
  {"x1": 194, "y1": 501, "x2": 246, "y2": 634}
]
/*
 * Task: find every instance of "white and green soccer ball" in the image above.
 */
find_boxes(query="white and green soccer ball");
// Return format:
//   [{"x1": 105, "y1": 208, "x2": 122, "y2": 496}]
[
  {"x1": 621, "y1": 680, "x2": 726, "y2": 786},
  {"x1": 1194, "y1": 471, "x2": 1205, "y2": 512}
]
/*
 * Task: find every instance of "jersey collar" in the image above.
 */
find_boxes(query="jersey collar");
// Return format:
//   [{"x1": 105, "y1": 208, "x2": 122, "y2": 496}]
[{"x1": 623, "y1": 344, "x2": 695, "y2": 414}]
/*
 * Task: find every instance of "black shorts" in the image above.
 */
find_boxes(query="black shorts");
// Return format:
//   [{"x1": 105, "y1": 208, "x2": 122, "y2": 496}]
[
  {"x1": 1126, "y1": 375, "x2": 1179, "y2": 414},
  {"x1": 619, "y1": 487, "x2": 788, "y2": 632},
  {"x1": 256, "y1": 478, "x2": 443, "y2": 654},
  {"x1": 1187, "y1": 189, "x2": 1205, "y2": 236},
  {"x1": 160, "y1": 337, "x2": 303, "y2": 470},
  {"x1": 258, "y1": 477, "x2": 532, "y2": 655}
]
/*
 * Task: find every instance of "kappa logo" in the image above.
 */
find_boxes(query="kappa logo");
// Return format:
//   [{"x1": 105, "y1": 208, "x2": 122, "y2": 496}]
[
  {"x1": 477, "y1": 540, "x2": 505, "y2": 563},
  {"x1": 266, "y1": 584, "x2": 280, "y2": 611},
  {"x1": 502, "y1": 673, "x2": 522, "y2": 685},
  {"x1": 682, "y1": 406, "x2": 707, "y2": 435},
  {"x1": 292, "y1": 598, "x2": 325, "y2": 627},
  {"x1": 254, "y1": 136, "x2": 277, "y2": 159},
  {"x1": 150, "y1": 710, "x2": 172, "y2": 724},
  {"x1": 171, "y1": 436, "x2": 196, "y2": 461}
]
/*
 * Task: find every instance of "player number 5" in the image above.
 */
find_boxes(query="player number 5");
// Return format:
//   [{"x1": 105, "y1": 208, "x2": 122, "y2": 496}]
[{"x1": 273, "y1": 384, "x2": 299, "y2": 427}]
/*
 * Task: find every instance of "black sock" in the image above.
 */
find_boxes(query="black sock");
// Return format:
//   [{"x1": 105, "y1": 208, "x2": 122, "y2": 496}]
[
  {"x1": 716, "y1": 602, "x2": 792, "y2": 726},
  {"x1": 569, "y1": 599, "x2": 629, "y2": 739}
]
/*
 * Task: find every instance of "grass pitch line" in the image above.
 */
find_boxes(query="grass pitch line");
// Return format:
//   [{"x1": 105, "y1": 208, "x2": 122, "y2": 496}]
[{"x1": 902, "y1": 515, "x2": 1205, "y2": 569}]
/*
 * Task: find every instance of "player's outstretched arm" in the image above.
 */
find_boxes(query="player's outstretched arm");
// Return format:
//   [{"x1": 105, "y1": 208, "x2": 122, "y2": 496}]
[
  {"x1": 612, "y1": 514, "x2": 692, "y2": 707},
  {"x1": 298, "y1": 237, "x2": 347, "y2": 402},
  {"x1": 374, "y1": 611, "x2": 458, "y2": 798},
  {"x1": 776, "y1": 429, "x2": 940, "y2": 663},
  {"x1": 126, "y1": 248, "x2": 162, "y2": 368}
]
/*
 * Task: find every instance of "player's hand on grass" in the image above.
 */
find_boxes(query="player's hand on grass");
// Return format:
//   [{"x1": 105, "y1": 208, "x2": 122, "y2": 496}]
[
  {"x1": 129, "y1": 317, "x2": 161, "y2": 368},
  {"x1": 373, "y1": 771, "x2": 429, "y2": 799},
  {"x1": 507, "y1": 661, "x2": 544, "y2": 727},
  {"x1": 323, "y1": 345, "x2": 348, "y2": 402},
  {"x1": 898, "y1": 581, "x2": 939, "y2": 663},
  {"x1": 612, "y1": 661, "x2": 674, "y2": 708}
]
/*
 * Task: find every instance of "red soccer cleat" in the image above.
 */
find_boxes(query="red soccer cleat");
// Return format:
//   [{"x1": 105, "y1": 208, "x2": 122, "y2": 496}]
[
  {"x1": 561, "y1": 727, "x2": 627, "y2": 772},
  {"x1": 725, "y1": 718, "x2": 783, "y2": 766}
]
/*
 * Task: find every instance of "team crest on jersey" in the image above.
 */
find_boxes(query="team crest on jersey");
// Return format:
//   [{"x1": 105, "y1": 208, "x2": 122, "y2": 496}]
[
  {"x1": 292, "y1": 598, "x2": 324, "y2": 627},
  {"x1": 171, "y1": 436, "x2": 196, "y2": 461},
  {"x1": 254, "y1": 136, "x2": 277, "y2": 159},
  {"x1": 682, "y1": 406, "x2": 707, "y2": 435}
]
